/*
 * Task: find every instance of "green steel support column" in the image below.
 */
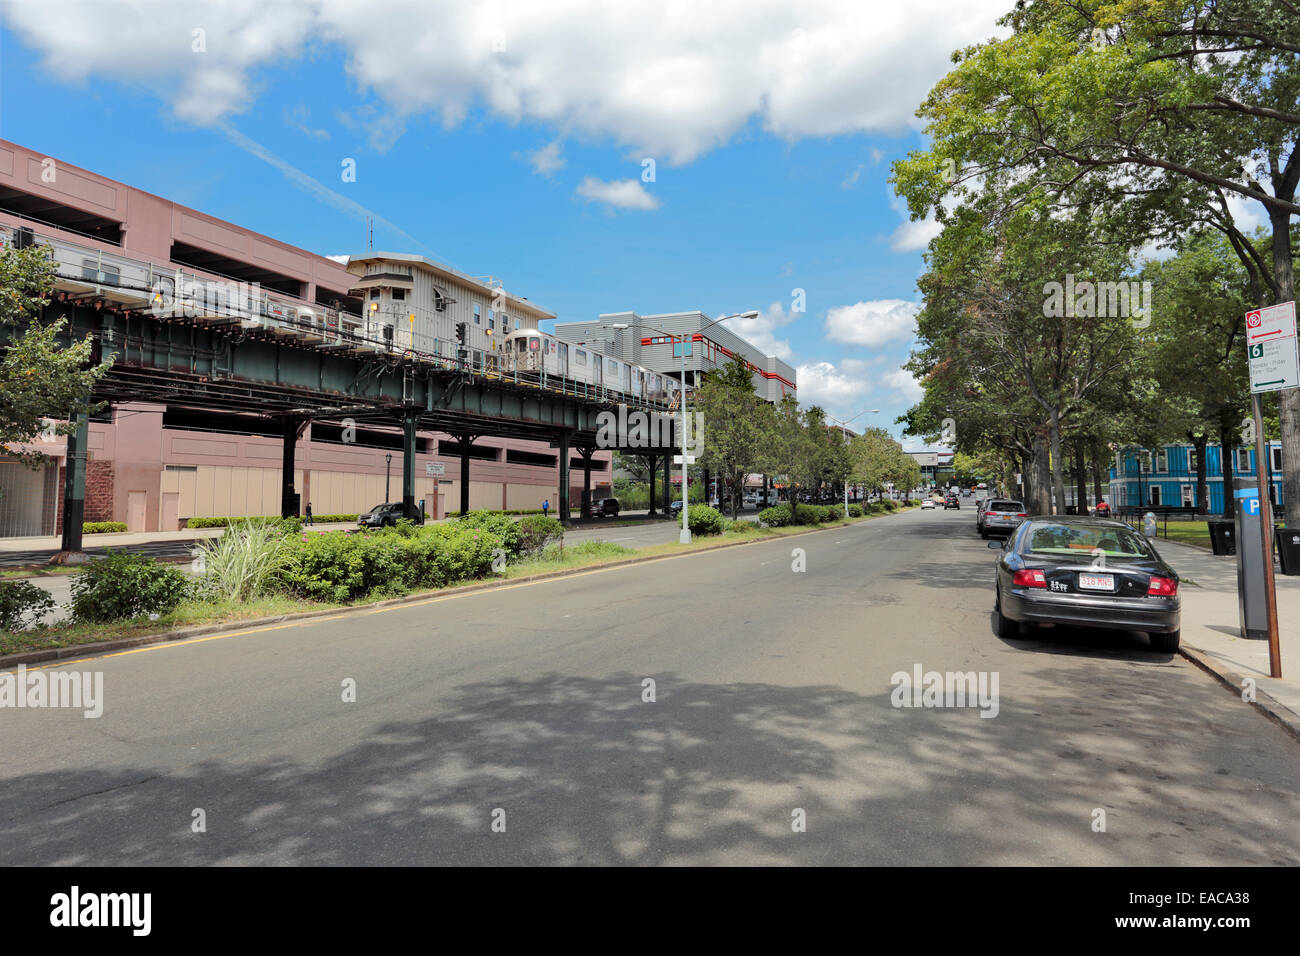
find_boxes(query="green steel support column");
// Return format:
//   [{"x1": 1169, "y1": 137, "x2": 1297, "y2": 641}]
[
  {"x1": 402, "y1": 411, "x2": 419, "y2": 522},
  {"x1": 579, "y1": 447, "x2": 594, "y2": 518},
  {"x1": 662, "y1": 452, "x2": 671, "y2": 511},
  {"x1": 281, "y1": 417, "x2": 306, "y2": 519},
  {"x1": 647, "y1": 454, "x2": 657, "y2": 515},
  {"x1": 558, "y1": 432, "x2": 571, "y2": 525},
  {"x1": 459, "y1": 434, "x2": 475, "y2": 516},
  {"x1": 52, "y1": 408, "x2": 90, "y2": 563}
]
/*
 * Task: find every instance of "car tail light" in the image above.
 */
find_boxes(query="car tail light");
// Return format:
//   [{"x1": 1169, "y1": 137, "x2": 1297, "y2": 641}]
[
  {"x1": 1013, "y1": 569, "x2": 1047, "y2": 588},
  {"x1": 1148, "y1": 576, "x2": 1178, "y2": 597},
  {"x1": 1016, "y1": 513, "x2": 1028, "y2": 518}
]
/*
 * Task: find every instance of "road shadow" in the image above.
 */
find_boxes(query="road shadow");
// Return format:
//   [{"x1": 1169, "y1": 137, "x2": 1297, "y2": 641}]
[
  {"x1": 2, "y1": 668, "x2": 1297, "y2": 866},
  {"x1": 991, "y1": 613, "x2": 1179, "y2": 663}
]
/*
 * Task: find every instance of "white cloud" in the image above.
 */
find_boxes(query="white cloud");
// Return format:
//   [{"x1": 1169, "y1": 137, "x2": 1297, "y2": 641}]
[
  {"x1": 890, "y1": 215, "x2": 942, "y2": 251},
  {"x1": 2, "y1": 0, "x2": 1009, "y2": 162},
  {"x1": 841, "y1": 164, "x2": 864, "y2": 189},
  {"x1": 736, "y1": 302, "x2": 798, "y2": 361},
  {"x1": 575, "y1": 177, "x2": 660, "y2": 210},
  {"x1": 881, "y1": 366, "x2": 924, "y2": 403},
  {"x1": 825, "y1": 299, "x2": 919, "y2": 347},
  {"x1": 285, "y1": 103, "x2": 330, "y2": 139},
  {"x1": 524, "y1": 140, "x2": 566, "y2": 175},
  {"x1": 794, "y1": 360, "x2": 872, "y2": 408}
]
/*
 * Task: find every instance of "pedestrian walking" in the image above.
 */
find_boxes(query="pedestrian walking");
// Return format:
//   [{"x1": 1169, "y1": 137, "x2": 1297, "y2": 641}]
[
  {"x1": 304, "y1": 501, "x2": 314, "y2": 526},
  {"x1": 542, "y1": 498, "x2": 550, "y2": 518}
]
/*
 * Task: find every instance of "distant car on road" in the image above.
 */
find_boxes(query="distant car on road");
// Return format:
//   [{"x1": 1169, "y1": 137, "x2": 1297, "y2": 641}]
[
  {"x1": 921, "y1": 498, "x2": 936, "y2": 510},
  {"x1": 989, "y1": 516, "x2": 1180, "y2": 650},
  {"x1": 594, "y1": 497, "x2": 621, "y2": 517},
  {"x1": 944, "y1": 493, "x2": 960, "y2": 510},
  {"x1": 359, "y1": 503, "x2": 405, "y2": 528},
  {"x1": 980, "y1": 500, "x2": 1027, "y2": 538},
  {"x1": 670, "y1": 499, "x2": 683, "y2": 514}
]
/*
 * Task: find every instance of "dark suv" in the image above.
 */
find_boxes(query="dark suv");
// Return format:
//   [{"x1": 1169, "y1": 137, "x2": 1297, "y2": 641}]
[
  {"x1": 944, "y1": 493, "x2": 960, "y2": 510},
  {"x1": 594, "y1": 497, "x2": 621, "y2": 517},
  {"x1": 359, "y1": 503, "x2": 406, "y2": 528}
]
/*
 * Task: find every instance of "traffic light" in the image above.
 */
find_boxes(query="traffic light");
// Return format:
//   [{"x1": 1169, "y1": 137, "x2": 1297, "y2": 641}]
[{"x1": 455, "y1": 322, "x2": 467, "y2": 344}]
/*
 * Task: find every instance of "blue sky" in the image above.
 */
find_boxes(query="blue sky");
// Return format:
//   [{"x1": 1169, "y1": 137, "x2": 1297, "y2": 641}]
[{"x1": 0, "y1": 0, "x2": 1012, "y2": 444}]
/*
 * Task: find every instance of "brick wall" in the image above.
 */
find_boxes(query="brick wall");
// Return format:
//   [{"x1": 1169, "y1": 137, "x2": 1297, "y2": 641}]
[{"x1": 53, "y1": 458, "x2": 116, "y2": 534}]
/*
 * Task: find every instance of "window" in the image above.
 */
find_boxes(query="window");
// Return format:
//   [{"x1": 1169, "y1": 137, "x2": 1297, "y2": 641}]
[
  {"x1": 1238, "y1": 448, "x2": 1252, "y2": 472},
  {"x1": 515, "y1": 319, "x2": 521, "y2": 330},
  {"x1": 489, "y1": 315, "x2": 495, "y2": 331},
  {"x1": 433, "y1": 290, "x2": 447, "y2": 312},
  {"x1": 576, "y1": 350, "x2": 587, "y2": 366},
  {"x1": 391, "y1": 288, "x2": 405, "y2": 301},
  {"x1": 673, "y1": 339, "x2": 692, "y2": 357},
  {"x1": 1154, "y1": 448, "x2": 1168, "y2": 473},
  {"x1": 1189, "y1": 448, "x2": 1200, "y2": 472},
  {"x1": 1149, "y1": 485, "x2": 1161, "y2": 506},
  {"x1": 500, "y1": 313, "x2": 508, "y2": 328},
  {"x1": 1272, "y1": 446, "x2": 1283, "y2": 472},
  {"x1": 370, "y1": 288, "x2": 380, "y2": 299},
  {"x1": 472, "y1": 302, "x2": 480, "y2": 323}
]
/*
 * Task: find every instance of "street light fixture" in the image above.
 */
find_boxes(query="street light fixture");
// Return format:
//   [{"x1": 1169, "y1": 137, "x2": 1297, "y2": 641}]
[
  {"x1": 385, "y1": 452, "x2": 393, "y2": 504},
  {"x1": 826, "y1": 409, "x2": 879, "y2": 517},
  {"x1": 610, "y1": 310, "x2": 758, "y2": 543}
]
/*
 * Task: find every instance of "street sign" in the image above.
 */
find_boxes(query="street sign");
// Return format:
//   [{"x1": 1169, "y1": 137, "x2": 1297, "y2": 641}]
[
  {"x1": 673, "y1": 455, "x2": 696, "y2": 464},
  {"x1": 1246, "y1": 301, "x2": 1300, "y2": 393},
  {"x1": 425, "y1": 462, "x2": 445, "y2": 477}
]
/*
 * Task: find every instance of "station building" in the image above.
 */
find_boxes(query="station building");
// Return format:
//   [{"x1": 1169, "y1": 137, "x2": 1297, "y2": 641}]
[{"x1": 0, "y1": 138, "x2": 609, "y2": 537}]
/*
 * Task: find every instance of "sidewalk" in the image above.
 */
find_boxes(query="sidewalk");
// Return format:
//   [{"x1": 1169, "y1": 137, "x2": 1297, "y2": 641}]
[
  {"x1": 0, "y1": 522, "x2": 358, "y2": 555},
  {"x1": 1153, "y1": 537, "x2": 1300, "y2": 731}
]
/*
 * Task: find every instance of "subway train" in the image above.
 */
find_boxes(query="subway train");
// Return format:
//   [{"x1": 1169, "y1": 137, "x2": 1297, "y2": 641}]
[{"x1": 496, "y1": 327, "x2": 682, "y2": 406}]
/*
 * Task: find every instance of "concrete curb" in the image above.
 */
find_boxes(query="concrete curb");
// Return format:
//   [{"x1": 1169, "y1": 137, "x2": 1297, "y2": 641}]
[
  {"x1": 1178, "y1": 644, "x2": 1300, "y2": 741},
  {"x1": 0, "y1": 510, "x2": 905, "y2": 670}
]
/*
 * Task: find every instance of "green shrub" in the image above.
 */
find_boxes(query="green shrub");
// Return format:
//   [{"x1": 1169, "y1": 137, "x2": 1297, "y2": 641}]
[
  {"x1": 82, "y1": 521, "x2": 127, "y2": 534},
  {"x1": 759, "y1": 506, "x2": 789, "y2": 527},
  {"x1": 688, "y1": 504, "x2": 724, "y2": 536},
  {"x1": 70, "y1": 551, "x2": 191, "y2": 623},
  {"x1": 847, "y1": 504, "x2": 863, "y2": 518},
  {"x1": 271, "y1": 523, "x2": 503, "y2": 603},
  {"x1": 192, "y1": 521, "x2": 285, "y2": 602},
  {"x1": 721, "y1": 518, "x2": 764, "y2": 534},
  {"x1": 0, "y1": 580, "x2": 56, "y2": 631},
  {"x1": 457, "y1": 509, "x2": 524, "y2": 557},
  {"x1": 187, "y1": 515, "x2": 313, "y2": 530},
  {"x1": 517, "y1": 514, "x2": 564, "y2": 555}
]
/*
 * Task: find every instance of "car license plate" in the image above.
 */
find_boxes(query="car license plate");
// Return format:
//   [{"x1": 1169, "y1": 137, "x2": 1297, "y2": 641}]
[{"x1": 1078, "y1": 573, "x2": 1114, "y2": 591}]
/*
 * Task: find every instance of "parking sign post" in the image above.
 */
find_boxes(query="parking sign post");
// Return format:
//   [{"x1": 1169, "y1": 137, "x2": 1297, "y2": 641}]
[{"x1": 1244, "y1": 303, "x2": 1291, "y2": 678}]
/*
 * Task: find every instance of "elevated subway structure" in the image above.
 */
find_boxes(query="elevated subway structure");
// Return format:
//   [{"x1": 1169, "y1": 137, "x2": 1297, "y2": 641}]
[{"x1": 1, "y1": 222, "x2": 685, "y2": 555}]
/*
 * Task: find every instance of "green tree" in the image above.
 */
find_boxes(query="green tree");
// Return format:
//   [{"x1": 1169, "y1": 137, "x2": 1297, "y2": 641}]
[
  {"x1": 696, "y1": 356, "x2": 770, "y2": 518},
  {"x1": 1, "y1": 244, "x2": 108, "y2": 465}
]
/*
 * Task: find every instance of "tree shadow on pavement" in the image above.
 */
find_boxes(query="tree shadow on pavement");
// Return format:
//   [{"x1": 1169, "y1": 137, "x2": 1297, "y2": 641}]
[{"x1": 2, "y1": 667, "x2": 1297, "y2": 867}]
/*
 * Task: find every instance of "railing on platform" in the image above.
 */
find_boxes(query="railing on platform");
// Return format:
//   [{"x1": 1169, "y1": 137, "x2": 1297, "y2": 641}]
[{"x1": 0, "y1": 220, "x2": 675, "y2": 414}]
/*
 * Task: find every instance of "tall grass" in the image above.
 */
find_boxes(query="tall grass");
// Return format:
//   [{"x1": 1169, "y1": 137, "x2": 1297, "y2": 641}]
[{"x1": 193, "y1": 521, "x2": 285, "y2": 602}]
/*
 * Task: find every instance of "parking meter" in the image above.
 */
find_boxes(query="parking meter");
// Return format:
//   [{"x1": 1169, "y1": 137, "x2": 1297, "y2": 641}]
[
  {"x1": 1233, "y1": 476, "x2": 1269, "y2": 640},
  {"x1": 1143, "y1": 511, "x2": 1157, "y2": 538}
]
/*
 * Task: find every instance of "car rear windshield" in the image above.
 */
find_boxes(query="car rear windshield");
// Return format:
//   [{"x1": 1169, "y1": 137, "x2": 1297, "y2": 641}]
[
  {"x1": 1024, "y1": 523, "x2": 1153, "y2": 558},
  {"x1": 987, "y1": 501, "x2": 1023, "y2": 512}
]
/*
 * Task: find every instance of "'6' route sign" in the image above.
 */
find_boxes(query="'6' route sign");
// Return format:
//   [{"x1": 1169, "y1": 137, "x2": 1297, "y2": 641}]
[{"x1": 1247, "y1": 301, "x2": 1300, "y2": 393}]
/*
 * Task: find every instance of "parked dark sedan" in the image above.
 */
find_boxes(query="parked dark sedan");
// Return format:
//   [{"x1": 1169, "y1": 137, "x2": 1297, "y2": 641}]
[{"x1": 990, "y1": 516, "x2": 1181, "y2": 651}]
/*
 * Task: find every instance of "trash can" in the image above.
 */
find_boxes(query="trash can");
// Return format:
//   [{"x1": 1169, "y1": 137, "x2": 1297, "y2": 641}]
[
  {"x1": 1208, "y1": 519, "x2": 1236, "y2": 556},
  {"x1": 1276, "y1": 528, "x2": 1300, "y2": 575}
]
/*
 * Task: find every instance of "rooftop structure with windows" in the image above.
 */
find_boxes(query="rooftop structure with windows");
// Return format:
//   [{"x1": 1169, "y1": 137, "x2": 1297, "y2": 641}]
[{"x1": 552, "y1": 310, "x2": 796, "y2": 402}]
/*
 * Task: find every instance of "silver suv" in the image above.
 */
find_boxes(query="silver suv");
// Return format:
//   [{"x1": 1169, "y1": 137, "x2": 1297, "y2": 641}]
[{"x1": 980, "y1": 500, "x2": 1027, "y2": 538}]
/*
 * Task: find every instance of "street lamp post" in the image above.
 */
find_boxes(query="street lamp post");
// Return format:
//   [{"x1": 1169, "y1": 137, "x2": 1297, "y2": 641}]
[
  {"x1": 385, "y1": 452, "x2": 393, "y2": 504},
  {"x1": 611, "y1": 311, "x2": 758, "y2": 543},
  {"x1": 826, "y1": 409, "x2": 879, "y2": 517}
]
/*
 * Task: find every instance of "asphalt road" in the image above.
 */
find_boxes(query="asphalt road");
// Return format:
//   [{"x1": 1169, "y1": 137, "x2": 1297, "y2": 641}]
[{"x1": 2, "y1": 507, "x2": 1297, "y2": 865}]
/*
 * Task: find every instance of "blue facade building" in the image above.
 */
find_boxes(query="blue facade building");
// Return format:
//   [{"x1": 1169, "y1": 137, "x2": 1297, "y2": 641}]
[{"x1": 1109, "y1": 443, "x2": 1283, "y2": 512}]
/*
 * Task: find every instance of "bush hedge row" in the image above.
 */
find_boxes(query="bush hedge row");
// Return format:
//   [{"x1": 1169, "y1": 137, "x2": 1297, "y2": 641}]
[{"x1": 83, "y1": 521, "x2": 127, "y2": 534}]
